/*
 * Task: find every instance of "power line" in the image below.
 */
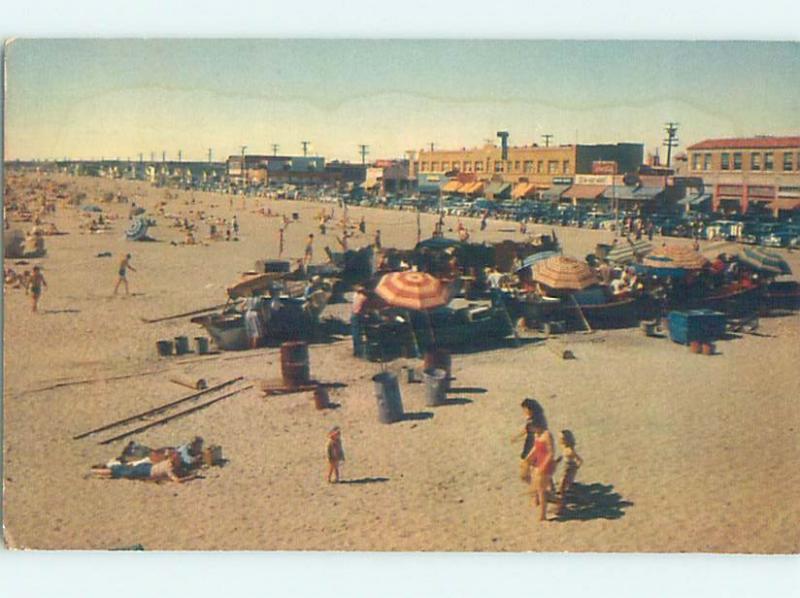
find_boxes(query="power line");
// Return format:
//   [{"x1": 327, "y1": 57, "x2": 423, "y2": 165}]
[{"x1": 542, "y1": 134, "x2": 554, "y2": 147}]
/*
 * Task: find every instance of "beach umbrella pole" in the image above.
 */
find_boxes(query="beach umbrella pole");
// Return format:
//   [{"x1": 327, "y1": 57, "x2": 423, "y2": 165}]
[
  {"x1": 407, "y1": 310, "x2": 422, "y2": 358},
  {"x1": 569, "y1": 294, "x2": 593, "y2": 334}
]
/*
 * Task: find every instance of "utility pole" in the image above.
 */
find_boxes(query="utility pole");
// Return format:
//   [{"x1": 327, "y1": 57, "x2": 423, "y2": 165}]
[
  {"x1": 301, "y1": 141, "x2": 310, "y2": 157},
  {"x1": 271, "y1": 144, "x2": 279, "y2": 156},
  {"x1": 208, "y1": 148, "x2": 213, "y2": 163},
  {"x1": 542, "y1": 134, "x2": 554, "y2": 147},
  {"x1": 429, "y1": 142, "x2": 435, "y2": 152},
  {"x1": 139, "y1": 153, "x2": 143, "y2": 164},
  {"x1": 162, "y1": 151, "x2": 166, "y2": 163},
  {"x1": 358, "y1": 144, "x2": 369, "y2": 166},
  {"x1": 240, "y1": 145, "x2": 247, "y2": 183},
  {"x1": 178, "y1": 149, "x2": 182, "y2": 163},
  {"x1": 663, "y1": 122, "x2": 679, "y2": 168}
]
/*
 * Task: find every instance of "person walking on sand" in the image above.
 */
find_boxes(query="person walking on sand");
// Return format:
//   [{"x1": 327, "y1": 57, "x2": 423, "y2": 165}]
[
  {"x1": 114, "y1": 254, "x2": 136, "y2": 295},
  {"x1": 326, "y1": 426, "x2": 345, "y2": 483},
  {"x1": 525, "y1": 406, "x2": 555, "y2": 521},
  {"x1": 373, "y1": 229, "x2": 382, "y2": 250},
  {"x1": 278, "y1": 226, "x2": 285, "y2": 258},
  {"x1": 29, "y1": 265, "x2": 47, "y2": 313},
  {"x1": 359, "y1": 215, "x2": 366, "y2": 234},
  {"x1": 555, "y1": 429, "x2": 583, "y2": 516},
  {"x1": 350, "y1": 285, "x2": 368, "y2": 357},
  {"x1": 304, "y1": 233, "x2": 315, "y2": 268}
]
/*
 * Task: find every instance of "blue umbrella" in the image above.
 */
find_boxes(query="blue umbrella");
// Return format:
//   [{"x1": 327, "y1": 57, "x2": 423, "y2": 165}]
[
  {"x1": 514, "y1": 250, "x2": 561, "y2": 272},
  {"x1": 741, "y1": 246, "x2": 791, "y2": 275}
]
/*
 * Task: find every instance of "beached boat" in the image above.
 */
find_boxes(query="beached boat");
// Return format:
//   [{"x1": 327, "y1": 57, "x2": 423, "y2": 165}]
[
  {"x1": 191, "y1": 291, "x2": 331, "y2": 351},
  {"x1": 763, "y1": 280, "x2": 800, "y2": 311}
]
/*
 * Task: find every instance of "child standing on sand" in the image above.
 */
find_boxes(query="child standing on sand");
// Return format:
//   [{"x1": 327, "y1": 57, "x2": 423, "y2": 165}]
[
  {"x1": 326, "y1": 426, "x2": 345, "y2": 483},
  {"x1": 555, "y1": 430, "x2": 583, "y2": 516}
]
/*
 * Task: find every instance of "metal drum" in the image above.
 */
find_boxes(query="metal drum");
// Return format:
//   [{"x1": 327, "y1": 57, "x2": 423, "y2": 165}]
[
  {"x1": 424, "y1": 348, "x2": 451, "y2": 391},
  {"x1": 174, "y1": 336, "x2": 191, "y2": 355},
  {"x1": 423, "y1": 368, "x2": 448, "y2": 407},
  {"x1": 281, "y1": 341, "x2": 310, "y2": 387},
  {"x1": 372, "y1": 372, "x2": 404, "y2": 424}
]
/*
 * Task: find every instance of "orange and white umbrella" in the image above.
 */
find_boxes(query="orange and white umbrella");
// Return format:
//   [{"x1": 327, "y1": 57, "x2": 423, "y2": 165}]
[
  {"x1": 532, "y1": 255, "x2": 599, "y2": 291},
  {"x1": 375, "y1": 271, "x2": 450, "y2": 311},
  {"x1": 643, "y1": 245, "x2": 708, "y2": 270}
]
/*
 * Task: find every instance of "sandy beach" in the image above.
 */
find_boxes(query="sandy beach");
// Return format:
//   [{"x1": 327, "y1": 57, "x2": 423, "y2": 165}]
[{"x1": 3, "y1": 172, "x2": 799, "y2": 553}]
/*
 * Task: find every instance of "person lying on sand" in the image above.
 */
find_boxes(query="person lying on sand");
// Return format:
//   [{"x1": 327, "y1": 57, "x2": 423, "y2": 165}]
[{"x1": 91, "y1": 452, "x2": 195, "y2": 483}]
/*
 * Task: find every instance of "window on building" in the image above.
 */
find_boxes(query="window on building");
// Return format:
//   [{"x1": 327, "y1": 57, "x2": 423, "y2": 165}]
[
  {"x1": 494, "y1": 161, "x2": 503, "y2": 173},
  {"x1": 441, "y1": 161, "x2": 450, "y2": 171},
  {"x1": 783, "y1": 152, "x2": 793, "y2": 171},
  {"x1": 537, "y1": 160, "x2": 544, "y2": 173},
  {"x1": 523, "y1": 160, "x2": 533, "y2": 173},
  {"x1": 475, "y1": 161, "x2": 484, "y2": 172},
  {"x1": 703, "y1": 153, "x2": 712, "y2": 170},
  {"x1": 547, "y1": 160, "x2": 559, "y2": 174},
  {"x1": 721, "y1": 153, "x2": 730, "y2": 170},
  {"x1": 733, "y1": 152, "x2": 742, "y2": 170},
  {"x1": 692, "y1": 153, "x2": 700, "y2": 170},
  {"x1": 421, "y1": 162, "x2": 428, "y2": 171},
  {"x1": 464, "y1": 161, "x2": 472, "y2": 172},
  {"x1": 507, "y1": 161, "x2": 513, "y2": 172},
  {"x1": 751, "y1": 153, "x2": 761, "y2": 171},
  {"x1": 563, "y1": 160, "x2": 571, "y2": 174},
  {"x1": 431, "y1": 162, "x2": 439, "y2": 171},
  {"x1": 764, "y1": 152, "x2": 774, "y2": 171},
  {"x1": 514, "y1": 161, "x2": 521, "y2": 171}
]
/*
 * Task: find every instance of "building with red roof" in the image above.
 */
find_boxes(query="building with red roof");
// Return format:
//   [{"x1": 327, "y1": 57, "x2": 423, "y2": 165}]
[{"x1": 686, "y1": 136, "x2": 800, "y2": 216}]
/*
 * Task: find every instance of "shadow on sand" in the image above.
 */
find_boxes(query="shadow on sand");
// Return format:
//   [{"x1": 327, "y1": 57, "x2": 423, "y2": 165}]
[
  {"x1": 401, "y1": 411, "x2": 434, "y2": 421},
  {"x1": 339, "y1": 477, "x2": 389, "y2": 485},
  {"x1": 438, "y1": 397, "x2": 473, "y2": 406},
  {"x1": 446, "y1": 387, "x2": 486, "y2": 394},
  {"x1": 554, "y1": 482, "x2": 633, "y2": 522}
]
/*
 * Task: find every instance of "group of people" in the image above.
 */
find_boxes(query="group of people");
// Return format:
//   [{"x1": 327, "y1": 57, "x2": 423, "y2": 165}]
[
  {"x1": 90, "y1": 436, "x2": 206, "y2": 483},
  {"x1": 512, "y1": 398, "x2": 583, "y2": 521},
  {"x1": 5, "y1": 265, "x2": 47, "y2": 312}
]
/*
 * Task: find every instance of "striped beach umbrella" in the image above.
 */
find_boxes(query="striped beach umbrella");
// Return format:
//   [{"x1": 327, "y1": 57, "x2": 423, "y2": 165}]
[
  {"x1": 375, "y1": 271, "x2": 450, "y2": 311},
  {"x1": 643, "y1": 245, "x2": 708, "y2": 271},
  {"x1": 741, "y1": 246, "x2": 791, "y2": 275},
  {"x1": 125, "y1": 217, "x2": 149, "y2": 241},
  {"x1": 514, "y1": 250, "x2": 561, "y2": 272},
  {"x1": 532, "y1": 255, "x2": 599, "y2": 291}
]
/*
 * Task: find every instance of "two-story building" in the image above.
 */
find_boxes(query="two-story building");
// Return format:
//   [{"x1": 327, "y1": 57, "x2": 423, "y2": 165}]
[{"x1": 686, "y1": 136, "x2": 800, "y2": 216}]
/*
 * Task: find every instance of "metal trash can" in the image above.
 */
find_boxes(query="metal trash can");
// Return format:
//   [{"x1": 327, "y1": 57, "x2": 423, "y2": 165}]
[
  {"x1": 423, "y1": 368, "x2": 448, "y2": 407},
  {"x1": 156, "y1": 340, "x2": 174, "y2": 357},
  {"x1": 195, "y1": 336, "x2": 210, "y2": 355},
  {"x1": 372, "y1": 372, "x2": 404, "y2": 424},
  {"x1": 174, "y1": 336, "x2": 190, "y2": 355}
]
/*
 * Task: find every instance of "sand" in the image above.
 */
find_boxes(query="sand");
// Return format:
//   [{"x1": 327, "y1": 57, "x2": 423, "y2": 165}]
[{"x1": 3, "y1": 172, "x2": 799, "y2": 552}]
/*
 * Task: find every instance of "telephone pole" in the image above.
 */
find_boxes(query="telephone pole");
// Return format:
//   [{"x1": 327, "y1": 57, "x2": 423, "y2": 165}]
[
  {"x1": 542, "y1": 134, "x2": 554, "y2": 147},
  {"x1": 162, "y1": 150, "x2": 166, "y2": 163},
  {"x1": 271, "y1": 144, "x2": 279, "y2": 156},
  {"x1": 208, "y1": 148, "x2": 213, "y2": 163},
  {"x1": 663, "y1": 122, "x2": 679, "y2": 168},
  {"x1": 177, "y1": 149, "x2": 182, "y2": 163},
  {"x1": 429, "y1": 142, "x2": 435, "y2": 152},
  {"x1": 240, "y1": 145, "x2": 247, "y2": 183},
  {"x1": 358, "y1": 144, "x2": 369, "y2": 166},
  {"x1": 301, "y1": 141, "x2": 310, "y2": 157}
]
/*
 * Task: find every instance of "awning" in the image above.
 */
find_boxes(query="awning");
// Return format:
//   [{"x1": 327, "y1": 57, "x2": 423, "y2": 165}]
[
  {"x1": 771, "y1": 198, "x2": 800, "y2": 211},
  {"x1": 608, "y1": 185, "x2": 664, "y2": 201},
  {"x1": 563, "y1": 184, "x2": 606, "y2": 201},
  {"x1": 485, "y1": 181, "x2": 511, "y2": 197},
  {"x1": 678, "y1": 193, "x2": 712, "y2": 206},
  {"x1": 442, "y1": 180, "x2": 462, "y2": 193},
  {"x1": 512, "y1": 182, "x2": 537, "y2": 198},
  {"x1": 462, "y1": 181, "x2": 485, "y2": 195},
  {"x1": 540, "y1": 183, "x2": 571, "y2": 201}
]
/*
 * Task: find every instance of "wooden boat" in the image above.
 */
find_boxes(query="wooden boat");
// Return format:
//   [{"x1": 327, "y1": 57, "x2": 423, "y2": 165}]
[
  {"x1": 762, "y1": 280, "x2": 800, "y2": 311},
  {"x1": 191, "y1": 291, "x2": 331, "y2": 351},
  {"x1": 503, "y1": 287, "x2": 646, "y2": 330}
]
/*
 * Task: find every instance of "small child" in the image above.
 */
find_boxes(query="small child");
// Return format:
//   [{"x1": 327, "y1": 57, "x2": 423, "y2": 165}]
[
  {"x1": 555, "y1": 429, "x2": 583, "y2": 515},
  {"x1": 326, "y1": 426, "x2": 345, "y2": 483}
]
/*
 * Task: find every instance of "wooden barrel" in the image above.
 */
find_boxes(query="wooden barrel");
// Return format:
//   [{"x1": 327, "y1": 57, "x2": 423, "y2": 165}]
[{"x1": 281, "y1": 341, "x2": 310, "y2": 387}]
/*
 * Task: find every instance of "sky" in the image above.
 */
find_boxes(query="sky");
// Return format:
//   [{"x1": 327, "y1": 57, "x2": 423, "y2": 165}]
[{"x1": 4, "y1": 39, "x2": 800, "y2": 163}]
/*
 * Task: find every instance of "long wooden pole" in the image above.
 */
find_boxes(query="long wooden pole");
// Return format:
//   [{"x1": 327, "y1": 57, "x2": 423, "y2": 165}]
[
  {"x1": 140, "y1": 302, "x2": 231, "y2": 324},
  {"x1": 98, "y1": 385, "x2": 254, "y2": 445},
  {"x1": 73, "y1": 376, "x2": 244, "y2": 440},
  {"x1": 570, "y1": 294, "x2": 593, "y2": 333}
]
